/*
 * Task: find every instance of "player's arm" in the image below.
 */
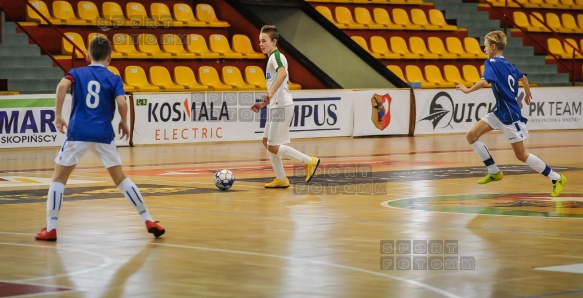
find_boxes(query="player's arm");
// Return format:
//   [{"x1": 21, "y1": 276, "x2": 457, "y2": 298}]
[
  {"x1": 55, "y1": 77, "x2": 72, "y2": 134},
  {"x1": 266, "y1": 67, "x2": 287, "y2": 101},
  {"x1": 519, "y1": 75, "x2": 532, "y2": 105},
  {"x1": 456, "y1": 79, "x2": 488, "y2": 94},
  {"x1": 115, "y1": 95, "x2": 130, "y2": 140}
]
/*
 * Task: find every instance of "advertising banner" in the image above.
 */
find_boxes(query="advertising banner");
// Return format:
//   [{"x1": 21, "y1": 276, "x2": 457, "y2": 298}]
[
  {"x1": 131, "y1": 90, "x2": 353, "y2": 145},
  {"x1": 522, "y1": 87, "x2": 583, "y2": 130},
  {"x1": 352, "y1": 89, "x2": 411, "y2": 136},
  {"x1": 0, "y1": 94, "x2": 130, "y2": 149}
]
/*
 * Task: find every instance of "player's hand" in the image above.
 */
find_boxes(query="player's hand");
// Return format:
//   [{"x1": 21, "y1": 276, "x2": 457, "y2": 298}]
[
  {"x1": 524, "y1": 90, "x2": 532, "y2": 105},
  {"x1": 456, "y1": 84, "x2": 469, "y2": 93},
  {"x1": 251, "y1": 102, "x2": 264, "y2": 113},
  {"x1": 118, "y1": 121, "x2": 129, "y2": 140},
  {"x1": 261, "y1": 94, "x2": 271, "y2": 104},
  {"x1": 55, "y1": 115, "x2": 68, "y2": 134}
]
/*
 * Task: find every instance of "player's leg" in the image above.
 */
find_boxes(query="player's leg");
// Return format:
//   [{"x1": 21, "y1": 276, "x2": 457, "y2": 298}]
[
  {"x1": 467, "y1": 116, "x2": 501, "y2": 184},
  {"x1": 95, "y1": 142, "x2": 165, "y2": 238},
  {"x1": 269, "y1": 106, "x2": 320, "y2": 183},
  {"x1": 263, "y1": 118, "x2": 289, "y2": 188},
  {"x1": 511, "y1": 141, "x2": 566, "y2": 197},
  {"x1": 36, "y1": 141, "x2": 87, "y2": 241}
]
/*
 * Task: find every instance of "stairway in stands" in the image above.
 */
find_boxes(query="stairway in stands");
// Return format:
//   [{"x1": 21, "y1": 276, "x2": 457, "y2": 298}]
[
  {"x1": 0, "y1": 12, "x2": 63, "y2": 94},
  {"x1": 433, "y1": 0, "x2": 571, "y2": 86}
]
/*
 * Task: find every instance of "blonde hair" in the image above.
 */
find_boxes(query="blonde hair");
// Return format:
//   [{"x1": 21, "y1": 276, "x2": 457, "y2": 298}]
[{"x1": 485, "y1": 30, "x2": 507, "y2": 50}]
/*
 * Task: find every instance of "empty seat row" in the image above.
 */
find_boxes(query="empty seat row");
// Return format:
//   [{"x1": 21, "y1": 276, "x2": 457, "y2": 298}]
[
  {"x1": 514, "y1": 11, "x2": 583, "y2": 32},
  {"x1": 547, "y1": 37, "x2": 583, "y2": 58},
  {"x1": 307, "y1": 0, "x2": 424, "y2": 5},
  {"x1": 63, "y1": 32, "x2": 264, "y2": 60},
  {"x1": 352, "y1": 35, "x2": 487, "y2": 59},
  {"x1": 315, "y1": 6, "x2": 456, "y2": 30},
  {"x1": 108, "y1": 65, "x2": 301, "y2": 92},
  {"x1": 484, "y1": 0, "x2": 583, "y2": 9},
  {"x1": 27, "y1": 0, "x2": 228, "y2": 27}
]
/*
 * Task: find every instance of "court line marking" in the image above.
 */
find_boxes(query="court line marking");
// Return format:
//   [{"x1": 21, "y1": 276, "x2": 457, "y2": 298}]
[{"x1": 151, "y1": 242, "x2": 462, "y2": 298}]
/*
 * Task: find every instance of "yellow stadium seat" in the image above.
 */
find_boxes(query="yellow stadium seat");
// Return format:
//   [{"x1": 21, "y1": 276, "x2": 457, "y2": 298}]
[
  {"x1": 173, "y1": 3, "x2": 206, "y2": 26},
  {"x1": 428, "y1": 9, "x2": 457, "y2": 31},
  {"x1": 27, "y1": 0, "x2": 62, "y2": 24},
  {"x1": 151, "y1": 3, "x2": 183, "y2": 27},
  {"x1": 372, "y1": 8, "x2": 405, "y2": 30},
  {"x1": 288, "y1": 81, "x2": 302, "y2": 90},
  {"x1": 316, "y1": 6, "x2": 347, "y2": 28},
  {"x1": 352, "y1": 36, "x2": 381, "y2": 58},
  {"x1": 87, "y1": 33, "x2": 124, "y2": 59},
  {"x1": 564, "y1": 38, "x2": 583, "y2": 58},
  {"x1": 198, "y1": 66, "x2": 235, "y2": 91},
  {"x1": 107, "y1": 65, "x2": 137, "y2": 92},
  {"x1": 446, "y1": 37, "x2": 478, "y2": 58},
  {"x1": 409, "y1": 37, "x2": 440, "y2": 58},
  {"x1": 232, "y1": 35, "x2": 265, "y2": 59},
  {"x1": 427, "y1": 37, "x2": 457, "y2": 58},
  {"x1": 370, "y1": 36, "x2": 401, "y2": 59},
  {"x1": 386, "y1": 65, "x2": 406, "y2": 81},
  {"x1": 425, "y1": 65, "x2": 456, "y2": 87},
  {"x1": 174, "y1": 66, "x2": 210, "y2": 91},
  {"x1": 149, "y1": 66, "x2": 186, "y2": 91},
  {"x1": 392, "y1": 8, "x2": 423, "y2": 30},
  {"x1": 464, "y1": 37, "x2": 488, "y2": 59},
  {"x1": 530, "y1": 12, "x2": 551, "y2": 32},
  {"x1": 561, "y1": 13, "x2": 580, "y2": 32},
  {"x1": 390, "y1": 36, "x2": 420, "y2": 58},
  {"x1": 525, "y1": 0, "x2": 544, "y2": 7},
  {"x1": 222, "y1": 66, "x2": 258, "y2": 90},
  {"x1": 161, "y1": 34, "x2": 198, "y2": 59},
  {"x1": 103, "y1": 2, "x2": 130, "y2": 26},
  {"x1": 462, "y1": 65, "x2": 482, "y2": 84},
  {"x1": 113, "y1": 33, "x2": 149, "y2": 58},
  {"x1": 126, "y1": 2, "x2": 157, "y2": 27},
  {"x1": 544, "y1": 0, "x2": 570, "y2": 8},
  {"x1": 78, "y1": 1, "x2": 101, "y2": 25},
  {"x1": 354, "y1": 7, "x2": 385, "y2": 29},
  {"x1": 547, "y1": 38, "x2": 571, "y2": 58},
  {"x1": 443, "y1": 65, "x2": 472, "y2": 87},
  {"x1": 244, "y1": 66, "x2": 268, "y2": 90},
  {"x1": 335, "y1": 6, "x2": 366, "y2": 29},
  {"x1": 410, "y1": 9, "x2": 441, "y2": 30},
  {"x1": 405, "y1": 65, "x2": 438, "y2": 88},
  {"x1": 196, "y1": 4, "x2": 229, "y2": 27},
  {"x1": 62, "y1": 32, "x2": 87, "y2": 58},
  {"x1": 53, "y1": 1, "x2": 89, "y2": 25},
  {"x1": 125, "y1": 66, "x2": 160, "y2": 92},
  {"x1": 186, "y1": 34, "x2": 221, "y2": 59},
  {"x1": 137, "y1": 34, "x2": 173, "y2": 58},
  {"x1": 546, "y1": 13, "x2": 572, "y2": 32},
  {"x1": 209, "y1": 34, "x2": 243, "y2": 59},
  {"x1": 561, "y1": 0, "x2": 575, "y2": 7}
]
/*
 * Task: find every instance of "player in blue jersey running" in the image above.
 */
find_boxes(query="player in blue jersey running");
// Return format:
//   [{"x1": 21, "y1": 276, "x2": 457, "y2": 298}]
[
  {"x1": 456, "y1": 30, "x2": 566, "y2": 197},
  {"x1": 35, "y1": 36, "x2": 165, "y2": 241},
  {"x1": 251, "y1": 25, "x2": 320, "y2": 188}
]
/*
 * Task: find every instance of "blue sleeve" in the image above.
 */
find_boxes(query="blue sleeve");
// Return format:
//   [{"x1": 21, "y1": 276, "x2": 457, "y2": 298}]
[
  {"x1": 113, "y1": 75, "x2": 125, "y2": 97},
  {"x1": 482, "y1": 60, "x2": 495, "y2": 83}
]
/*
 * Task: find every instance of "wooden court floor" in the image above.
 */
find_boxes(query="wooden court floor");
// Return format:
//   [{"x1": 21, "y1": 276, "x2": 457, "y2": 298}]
[{"x1": 1, "y1": 130, "x2": 582, "y2": 298}]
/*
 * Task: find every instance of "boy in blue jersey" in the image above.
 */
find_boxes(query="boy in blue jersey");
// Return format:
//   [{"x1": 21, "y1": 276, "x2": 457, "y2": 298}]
[
  {"x1": 251, "y1": 25, "x2": 320, "y2": 188},
  {"x1": 456, "y1": 30, "x2": 566, "y2": 197},
  {"x1": 35, "y1": 36, "x2": 165, "y2": 241}
]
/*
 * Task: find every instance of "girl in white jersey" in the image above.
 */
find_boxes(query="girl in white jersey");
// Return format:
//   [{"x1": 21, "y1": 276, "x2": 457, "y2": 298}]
[
  {"x1": 251, "y1": 25, "x2": 320, "y2": 188},
  {"x1": 456, "y1": 30, "x2": 566, "y2": 197}
]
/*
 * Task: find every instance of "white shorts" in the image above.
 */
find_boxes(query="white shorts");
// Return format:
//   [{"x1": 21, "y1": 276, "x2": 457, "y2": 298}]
[
  {"x1": 482, "y1": 112, "x2": 529, "y2": 143},
  {"x1": 263, "y1": 105, "x2": 294, "y2": 146},
  {"x1": 55, "y1": 140, "x2": 122, "y2": 168}
]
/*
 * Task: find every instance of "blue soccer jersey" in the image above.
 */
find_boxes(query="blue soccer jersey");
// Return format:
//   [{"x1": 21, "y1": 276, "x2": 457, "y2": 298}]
[
  {"x1": 65, "y1": 64, "x2": 125, "y2": 143},
  {"x1": 482, "y1": 56, "x2": 527, "y2": 125}
]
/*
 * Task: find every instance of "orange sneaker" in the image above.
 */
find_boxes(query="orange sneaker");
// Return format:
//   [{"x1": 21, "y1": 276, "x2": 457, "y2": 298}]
[
  {"x1": 35, "y1": 228, "x2": 57, "y2": 241},
  {"x1": 146, "y1": 220, "x2": 165, "y2": 238}
]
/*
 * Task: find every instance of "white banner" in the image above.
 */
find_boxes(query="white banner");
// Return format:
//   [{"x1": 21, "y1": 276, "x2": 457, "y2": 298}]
[
  {"x1": 522, "y1": 87, "x2": 583, "y2": 130},
  {"x1": 131, "y1": 90, "x2": 353, "y2": 145},
  {"x1": 0, "y1": 94, "x2": 130, "y2": 148},
  {"x1": 414, "y1": 89, "x2": 496, "y2": 135},
  {"x1": 352, "y1": 89, "x2": 411, "y2": 136}
]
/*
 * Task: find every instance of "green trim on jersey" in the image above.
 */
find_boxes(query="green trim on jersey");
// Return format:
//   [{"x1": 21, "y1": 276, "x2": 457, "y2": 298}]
[{"x1": 269, "y1": 50, "x2": 285, "y2": 71}]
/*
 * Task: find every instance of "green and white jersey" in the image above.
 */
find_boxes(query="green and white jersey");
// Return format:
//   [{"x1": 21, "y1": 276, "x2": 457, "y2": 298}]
[{"x1": 265, "y1": 50, "x2": 293, "y2": 108}]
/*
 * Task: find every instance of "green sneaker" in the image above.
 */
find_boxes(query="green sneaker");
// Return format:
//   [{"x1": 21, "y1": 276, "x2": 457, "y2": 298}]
[
  {"x1": 551, "y1": 175, "x2": 567, "y2": 197},
  {"x1": 478, "y1": 171, "x2": 504, "y2": 184}
]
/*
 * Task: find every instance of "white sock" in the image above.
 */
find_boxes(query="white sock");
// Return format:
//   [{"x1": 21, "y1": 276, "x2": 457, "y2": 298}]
[
  {"x1": 270, "y1": 153, "x2": 287, "y2": 180},
  {"x1": 526, "y1": 154, "x2": 561, "y2": 180},
  {"x1": 46, "y1": 182, "x2": 65, "y2": 232},
  {"x1": 118, "y1": 178, "x2": 153, "y2": 222},
  {"x1": 277, "y1": 145, "x2": 311, "y2": 164},
  {"x1": 472, "y1": 140, "x2": 500, "y2": 174}
]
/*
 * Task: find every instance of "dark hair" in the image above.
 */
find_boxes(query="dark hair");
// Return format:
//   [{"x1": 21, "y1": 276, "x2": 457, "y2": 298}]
[
  {"x1": 89, "y1": 36, "x2": 112, "y2": 61},
  {"x1": 260, "y1": 25, "x2": 279, "y2": 45}
]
